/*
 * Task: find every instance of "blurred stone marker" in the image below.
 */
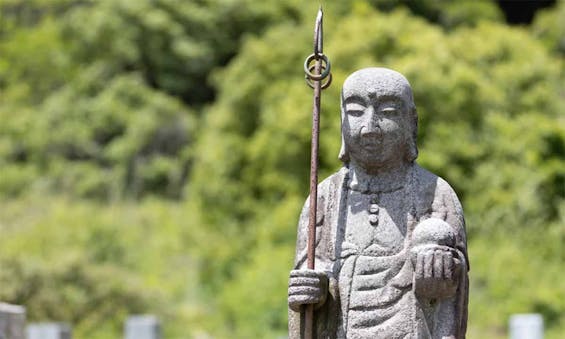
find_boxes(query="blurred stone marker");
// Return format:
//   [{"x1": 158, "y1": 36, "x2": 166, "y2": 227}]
[
  {"x1": 509, "y1": 313, "x2": 543, "y2": 339},
  {"x1": 125, "y1": 315, "x2": 161, "y2": 339},
  {"x1": 0, "y1": 303, "x2": 25, "y2": 339},
  {"x1": 26, "y1": 323, "x2": 71, "y2": 339}
]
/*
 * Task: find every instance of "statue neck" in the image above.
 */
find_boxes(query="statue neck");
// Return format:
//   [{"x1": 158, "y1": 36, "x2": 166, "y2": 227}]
[{"x1": 348, "y1": 161, "x2": 412, "y2": 194}]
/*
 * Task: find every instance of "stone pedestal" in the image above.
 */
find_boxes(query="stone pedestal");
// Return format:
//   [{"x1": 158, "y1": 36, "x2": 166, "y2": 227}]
[
  {"x1": 27, "y1": 323, "x2": 71, "y2": 339},
  {"x1": 0, "y1": 303, "x2": 26, "y2": 339},
  {"x1": 509, "y1": 313, "x2": 543, "y2": 339},
  {"x1": 124, "y1": 315, "x2": 161, "y2": 339}
]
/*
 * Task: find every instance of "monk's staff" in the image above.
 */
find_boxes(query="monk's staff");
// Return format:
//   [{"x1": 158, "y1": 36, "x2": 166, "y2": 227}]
[{"x1": 303, "y1": 7, "x2": 332, "y2": 339}]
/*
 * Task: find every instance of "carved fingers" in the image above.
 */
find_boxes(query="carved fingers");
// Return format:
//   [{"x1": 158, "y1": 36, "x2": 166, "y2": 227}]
[
  {"x1": 415, "y1": 247, "x2": 460, "y2": 281},
  {"x1": 288, "y1": 269, "x2": 328, "y2": 312},
  {"x1": 412, "y1": 245, "x2": 461, "y2": 300}
]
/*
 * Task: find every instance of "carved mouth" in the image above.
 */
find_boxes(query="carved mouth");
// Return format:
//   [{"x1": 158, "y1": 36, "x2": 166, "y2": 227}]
[
  {"x1": 361, "y1": 144, "x2": 381, "y2": 152},
  {"x1": 360, "y1": 138, "x2": 382, "y2": 149}
]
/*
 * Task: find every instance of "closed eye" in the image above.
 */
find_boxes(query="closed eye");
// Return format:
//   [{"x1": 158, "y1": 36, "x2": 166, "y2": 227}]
[
  {"x1": 381, "y1": 107, "x2": 399, "y2": 115},
  {"x1": 346, "y1": 103, "x2": 366, "y2": 116}
]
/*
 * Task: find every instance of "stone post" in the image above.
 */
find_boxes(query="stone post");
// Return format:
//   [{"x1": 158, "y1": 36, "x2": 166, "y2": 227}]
[
  {"x1": 124, "y1": 315, "x2": 161, "y2": 339},
  {"x1": 26, "y1": 323, "x2": 72, "y2": 339},
  {"x1": 0, "y1": 303, "x2": 26, "y2": 339},
  {"x1": 509, "y1": 313, "x2": 544, "y2": 339}
]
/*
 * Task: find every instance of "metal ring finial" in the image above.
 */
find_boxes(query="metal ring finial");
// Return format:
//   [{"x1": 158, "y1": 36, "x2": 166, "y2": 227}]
[
  {"x1": 304, "y1": 7, "x2": 331, "y2": 89},
  {"x1": 306, "y1": 64, "x2": 333, "y2": 89},
  {"x1": 304, "y1": 53, "x2": 331, "y2": 81}
]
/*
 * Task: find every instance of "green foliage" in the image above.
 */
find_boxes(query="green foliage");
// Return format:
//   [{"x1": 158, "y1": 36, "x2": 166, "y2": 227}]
[
  {"x1": 0, "y1": 196, "x2": 197, "y2": 338},
  {"x1": 59, "y1": 0, "x2": 304, "y2": 105},
  {"x1": 0, "y1": 71, "x2": 194, "y2": 199},
  {"x1": 533, "y1": 0, "x2": 565, "y2": 57},
  {"x1": 368, "y1": 0, "x2": 503, "y2": 28},
  {"x1": 0, "y1": 1, "x2": 563, "y2": 338}
]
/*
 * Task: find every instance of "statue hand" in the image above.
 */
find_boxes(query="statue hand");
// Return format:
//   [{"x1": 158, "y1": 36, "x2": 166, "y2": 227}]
[
  {"x1": 412, "y1": 245, "x2": 461, "y2": 300},
  {"x1": 288, "y1": 269, "x2": 328, "y2": 312}
]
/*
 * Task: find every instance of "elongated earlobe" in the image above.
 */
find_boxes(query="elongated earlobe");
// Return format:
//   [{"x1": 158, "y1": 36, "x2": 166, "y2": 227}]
[
  {"x1": 407, "y1": 107, "x2": 418, "y2": 162},
  {"x1": 339, "y1": 93, "x2": 350, "y2": 164},
  {"x1": 338, "y1": 135, "x2": 349, "y2": 163}
]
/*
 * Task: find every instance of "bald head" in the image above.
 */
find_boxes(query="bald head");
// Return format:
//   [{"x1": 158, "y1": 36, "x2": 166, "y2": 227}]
[
  {"x1": 342, "y1": 68, "x2": 414, "y2": 105},
  {"x1": 339, "y1": 67, "x2": 418, "y2": 167}
]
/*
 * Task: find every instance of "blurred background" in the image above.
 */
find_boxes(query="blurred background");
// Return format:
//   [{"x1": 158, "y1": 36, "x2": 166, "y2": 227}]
[{"x1": 0, "y1": 0, "x2": 563, "y2": 338}]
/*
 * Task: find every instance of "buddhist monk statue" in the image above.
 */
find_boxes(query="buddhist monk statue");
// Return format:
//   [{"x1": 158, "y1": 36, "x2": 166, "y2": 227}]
[{"x1": 288, "y1": 68, "x2": 469, "y2": 339}]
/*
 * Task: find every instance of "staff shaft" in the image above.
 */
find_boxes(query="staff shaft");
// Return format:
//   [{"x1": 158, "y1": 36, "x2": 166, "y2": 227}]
[
  {"x1": 307, "y1": 58, "x2": 322, "y2": 271},
  {"x1": 304, "y1": 56, "x2": 322, "y2": 339}
]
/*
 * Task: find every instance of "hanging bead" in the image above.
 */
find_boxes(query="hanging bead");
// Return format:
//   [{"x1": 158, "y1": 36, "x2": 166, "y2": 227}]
[{"x1": 369, "y1": 204, "x2": 379, "y2": 214}]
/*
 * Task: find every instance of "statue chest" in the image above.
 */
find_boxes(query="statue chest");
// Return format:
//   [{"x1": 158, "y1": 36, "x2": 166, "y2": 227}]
[
  {"x1": 336, "y1": 189, "x2": 418, "y2": 338},
  {"x1": 343, "y1": 190, "x2": 409, "y2": 255}
]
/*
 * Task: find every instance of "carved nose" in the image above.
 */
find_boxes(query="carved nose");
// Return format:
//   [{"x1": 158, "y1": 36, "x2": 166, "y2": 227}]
[{"x1": 362, "y1": 107, "x2": 381, "y2": 136}]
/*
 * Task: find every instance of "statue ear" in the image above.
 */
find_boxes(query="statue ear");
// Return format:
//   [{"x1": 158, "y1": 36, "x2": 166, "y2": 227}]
[
  {"x1": 406, "y1": 106, "x2": 419, "y2": 162},
  {"x1": 339, "y1": 93, "x2": 350, "y2": 164},
  {"x1": 406, "y1": 137, "x2": 418, "y2": 162},
  {"x1": 339, "y1": 133, "x2": 349, "y2": 163}
]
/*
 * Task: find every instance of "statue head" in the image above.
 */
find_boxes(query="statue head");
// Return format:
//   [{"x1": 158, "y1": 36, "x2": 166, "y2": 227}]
[{"x1": 338, "y1": 67, "x2": 418, "y2": 171}]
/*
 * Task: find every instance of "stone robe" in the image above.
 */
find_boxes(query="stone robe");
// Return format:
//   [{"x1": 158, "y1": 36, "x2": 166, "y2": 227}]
[{"x1": 289, "y1": 163, "x2": 469, "y2": 339}]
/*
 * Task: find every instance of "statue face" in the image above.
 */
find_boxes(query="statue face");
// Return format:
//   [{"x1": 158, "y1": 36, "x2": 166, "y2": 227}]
[{"x1": 341, "y1": 68, "x2": 416, "y2": 171}]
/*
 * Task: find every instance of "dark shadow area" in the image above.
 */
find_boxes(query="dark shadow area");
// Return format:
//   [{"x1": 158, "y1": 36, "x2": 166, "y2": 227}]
[{"x1": 497, "y1": 0, "x2": 556, "y2": 24}]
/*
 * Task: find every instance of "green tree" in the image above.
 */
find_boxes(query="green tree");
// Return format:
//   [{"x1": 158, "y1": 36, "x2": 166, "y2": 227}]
[{"x1": 532, "y1": 0, "x2": 565, "y2": 57}]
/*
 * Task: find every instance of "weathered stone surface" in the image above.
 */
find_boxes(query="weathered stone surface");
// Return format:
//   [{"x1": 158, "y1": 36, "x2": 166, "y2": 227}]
[
  {"x1": 288, "y1": 68, "x2": 469, "y2": 338},
  {"x1": 124, "y1": 315, "x2": 161, "y2": 339},
  {"x1": 0, "y1": 303, "x2": 26, "y2": 339},
  {"x1": 27, "y1": 323, "x2": 71, "y2": 339}
]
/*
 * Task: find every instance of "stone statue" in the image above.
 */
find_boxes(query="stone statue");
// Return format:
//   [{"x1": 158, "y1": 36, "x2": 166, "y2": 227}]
[{"x1": 288, "y1": 68, "x2": 469, "y2": 338}]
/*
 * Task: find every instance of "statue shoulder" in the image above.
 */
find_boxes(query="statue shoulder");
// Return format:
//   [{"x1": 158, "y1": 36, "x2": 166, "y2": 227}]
[
  {"x1": 318, "y1": 167, "x2": 348, "y2": 194},
  {"x1": 298, "y1": 167, "x2": 348, "y2": 225},
  {"x1": 413, "y1": 164, "x2": 461, "y2": 203},
  {"x1": 413, "y1": 164, "x2": 467, "y2": 257},
  {"x1": 412, "y1": 164, "x2": 465, "y2": 227}
]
